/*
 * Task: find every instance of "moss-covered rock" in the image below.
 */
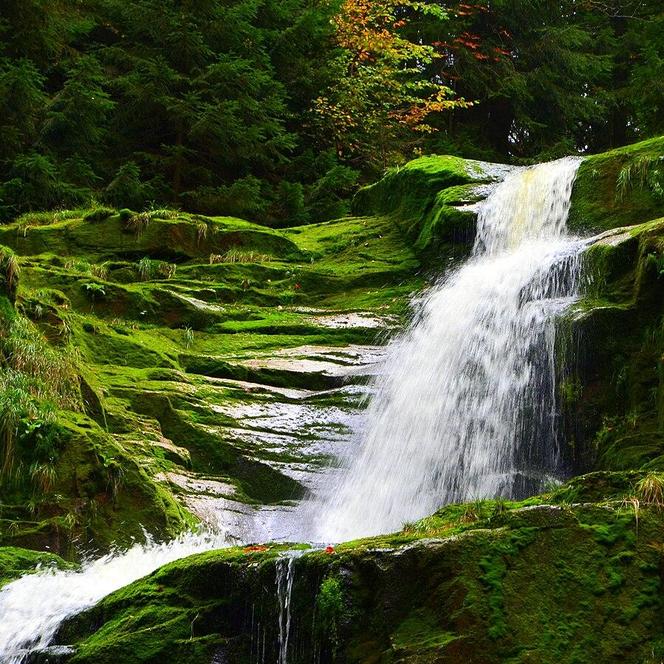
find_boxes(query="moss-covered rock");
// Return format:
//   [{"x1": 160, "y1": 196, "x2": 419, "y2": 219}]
[
  {"x1": 3, "y1": 138, "x2": 664, "y2": 560},
  {"x1": 0, "y1": 546, "x2": 71, "y2": 588},
  {"x1": 569, "y1": 137, "x2": 664, "y2": 233},
  {"x1": 561, "y1": 217, "x2": 664, "y2": 473},
  {"x1": 0, "y1": 205, "x2": 431, "y2": 555},
  {"x1": 351, "y1": 155, "x2": 508, "y2": 256},
  {"x1": 54, "y1": 499, "x2": 664, "y2": 664}
]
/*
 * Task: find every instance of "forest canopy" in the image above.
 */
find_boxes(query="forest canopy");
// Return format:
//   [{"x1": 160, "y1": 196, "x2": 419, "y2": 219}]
[{"x1": 0, "y1": 0, "x2": 662, "y2": 225}]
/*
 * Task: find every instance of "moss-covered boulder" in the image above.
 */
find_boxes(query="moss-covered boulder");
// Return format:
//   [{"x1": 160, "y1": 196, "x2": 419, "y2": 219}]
[
  {"x1": 561, "y1": 217, "x2": 664, "y2": 473},
  {"x1": 54, "y1": 498, "x2": 664, "y2": 664},
  {"x1": 352, "y1": 155, "x2": 509, "y2": 256},
  {"x1": 0, "y1": 546, "x2": 71, "y2": 588},
  {"x1": 569, "y1": 137, "x2": 664, "y2": 233}
]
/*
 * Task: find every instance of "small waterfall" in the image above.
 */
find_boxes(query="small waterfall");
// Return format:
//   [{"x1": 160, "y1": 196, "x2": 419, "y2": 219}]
[
  {"x1": 0, "y1": 531, "x2": 231, "y2": 664},
  {"x1": 275, "y1": 555, "x2": 297, "y2": 664},
  {"x1": 315, "y1": 157, "x2": 584, "y2": 541}
]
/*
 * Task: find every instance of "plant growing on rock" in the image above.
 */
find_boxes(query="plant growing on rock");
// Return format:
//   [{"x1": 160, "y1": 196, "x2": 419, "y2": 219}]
[
  {"x1": 316, "y1": 576, "x2": 346, "y2": 653},
  {"x1": 90, "y1": 262, "x2": 109, "y2": 280},
  {"x1": 157, "y1": 262, "x2": 176, "y2": 279},
  {"x1": 124, "y1": 211, "x2": 151, "y2": 237},
  {"x1": 636, "y1": 473, "x2": 664, "y2": 508},
  {"x1": 0, "y1": 247, "x2": 20, "y2": 302},
  {"x1": 137, "y1": 257, "x2": 155, "y2": 281},
  {"x1": 81, "y1": 282, "x2": 106, "y2": 306},
  {"x1": 196, "y1": 221, "x2": 208, "y2": 245}
]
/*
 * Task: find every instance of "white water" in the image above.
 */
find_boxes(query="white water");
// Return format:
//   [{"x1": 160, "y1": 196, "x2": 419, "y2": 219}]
[
  {"x1": 0, "y1": 531, "x2": 230, "y2": 663},
  {"x1": 0, "y1": 157, "x2": 583, "y2": 661},
  {"x1": 315, "y1": 157, "x2": 584, "y2": 541},
  {"x1": 275, "y1": 554, "x2": 299, "y2": 664}
]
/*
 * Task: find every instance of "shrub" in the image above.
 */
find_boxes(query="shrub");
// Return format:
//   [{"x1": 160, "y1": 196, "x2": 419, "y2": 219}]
[
  {"x1": 209, "y1": 249, "x2": 272, "y2": 264},
  {"x1": 103, "y1": 162, "x2": 148, "y2": 209},
  {"x1": 124, "y1": 211, "x2": 151, "y2": 236},
  {"x1": 137, "y1": 257, "x2": 155, "y2": 280},
  {"x1": 0, "y1": 247, "x2": 20, "y2": 301},
  {"x1": 81, "y1": 281, "x2": 106, "y2": 303}
]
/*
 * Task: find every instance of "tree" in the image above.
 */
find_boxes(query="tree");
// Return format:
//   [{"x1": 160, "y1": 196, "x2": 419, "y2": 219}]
[{"x1": 313, "y1": 0, "x2": 470, "y2": 171}]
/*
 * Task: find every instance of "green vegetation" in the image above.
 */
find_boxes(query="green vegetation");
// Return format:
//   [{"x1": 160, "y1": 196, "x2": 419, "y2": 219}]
[
  {"x1": 561, "y1": 209, "x2": 664, "y2": 476},
  {"x1": 569, "y1": 137, "x2": 664, "y2": 233},
  {"x1": 1, "y1": 1, "x2": 663, "y2": 225},
  {"x1": 0, "y1": 198, "x2": 428, "y2": 556},
  {"x1": 0, "y1": 546, "x2": 71, "y2": 588},
  {"x1": 54, "y1": 496, "x2": 664, "y2": 663},
  {"x1": 0, "y1": 12, "x2": 664, "y2": 648}
]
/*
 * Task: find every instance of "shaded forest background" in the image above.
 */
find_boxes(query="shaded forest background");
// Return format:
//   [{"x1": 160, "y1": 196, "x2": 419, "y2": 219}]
[{"x1": 1, "y1": 0, "x2": 663, "y2": 225}]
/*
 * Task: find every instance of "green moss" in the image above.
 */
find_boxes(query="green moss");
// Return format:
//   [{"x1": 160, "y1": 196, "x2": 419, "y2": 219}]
[
  {"x1": 349, "y1": 155, "x2": 498, "y2": 257},
  {"x1": 569, "y1": 137, "x2": 664, "y2": 233},
  {"x1": 0, "y1": 546, "x2": 72, "y2": 587},
  {"x1": 560, "y1": 217, "x2": 664, "y2": 474},
  {"x1": 56, "y1": 501, "x2": 664, "y2": 664}
]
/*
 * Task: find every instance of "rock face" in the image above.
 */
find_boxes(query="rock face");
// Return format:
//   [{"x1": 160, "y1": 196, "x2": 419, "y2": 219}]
[
  {"x1": 0, "y1": 193, "x2": 453, "y2": 554},
  {"x1": 562, "y1": 221, "x2": 664, "y2": 473},
  {"x1": 0, "y1": 153, "x2": 510, "y2": 556},
  {"x1": 562, "y1": 144, "x2": 664, "y2": 475},
  {"x1": 55, "y1": 497, "x2": 664, "y2": 664}
]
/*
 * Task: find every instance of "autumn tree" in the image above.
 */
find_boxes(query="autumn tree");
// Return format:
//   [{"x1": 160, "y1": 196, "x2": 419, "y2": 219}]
[{"x1": 313, "y1": 0, "x2": 470, "y2": 171}]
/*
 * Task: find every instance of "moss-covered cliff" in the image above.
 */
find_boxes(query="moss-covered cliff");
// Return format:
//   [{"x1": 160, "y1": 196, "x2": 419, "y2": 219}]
[{"x1": 0, "y1": 202, "x2": 436, "y2": 556}]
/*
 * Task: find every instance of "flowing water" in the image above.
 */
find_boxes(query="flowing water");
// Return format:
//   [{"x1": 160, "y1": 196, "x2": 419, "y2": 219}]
[
  {"x1": 0, "y1": 157, "x2": 583, "y2": 662},
  {"x1": 275, "y1": 554, "x2": 299, "y2": 664},
  {"x1": 315, "y1": 156, "x2": 584, "y2": 541},
  {"x1": 0, "y1": 531, "x2": 231, "y2": 663}
]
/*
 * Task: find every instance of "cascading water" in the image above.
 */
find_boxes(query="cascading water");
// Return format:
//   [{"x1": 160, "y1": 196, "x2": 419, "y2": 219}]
[
  {"x1": 315, "y1": 157, "x2": 584, "y2": 542},
  {"x1": 0, "y1": 156, "x2": 585, "y2": 662},
  {"x1": 275, "y1": 555, "x2": 298, "y2": 664},
  {"x1": 0, "y1": 531, "x2": 231, "y2": 664}
]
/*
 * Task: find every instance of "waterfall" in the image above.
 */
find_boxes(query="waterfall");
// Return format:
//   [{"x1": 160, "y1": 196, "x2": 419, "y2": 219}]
[
  {"x1": 0, "y1": 531, "x2": 230, "y2": 664},
  {"x1": 0, "y1": 156, "x2": 584, "y2": 661},
  {"x1": 275, "y1": 555, "x2": 297, "y2": 664},
  {"x1": 315, "y1": 157, "x2": 583, "y2": 542}
]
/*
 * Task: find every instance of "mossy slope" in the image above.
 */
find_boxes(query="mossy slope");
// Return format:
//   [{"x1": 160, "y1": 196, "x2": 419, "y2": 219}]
[
  {"x1": 562, "y1": 217, "x2": 664, "y2": 474},
  {"x1": 0, "y1": 206, "x2": 435, "y2": 557}
]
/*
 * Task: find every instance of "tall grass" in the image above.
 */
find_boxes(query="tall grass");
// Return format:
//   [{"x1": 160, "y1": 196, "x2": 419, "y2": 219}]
[
  {"x1": 0, "y1": 248, "x2": 20, "y2": 295},
  {"x1": 0, "y1": 314, "x2": 82, "y2": 478},
  {"x1": 636, "y1": 473, "x2": 664, "y2": 507},
  {"x1": 616, "y1": 155, "x2": 664, "y2": 201},
  {"x1": 209, "y1": 249, "x2": 272, "y2": 264}
]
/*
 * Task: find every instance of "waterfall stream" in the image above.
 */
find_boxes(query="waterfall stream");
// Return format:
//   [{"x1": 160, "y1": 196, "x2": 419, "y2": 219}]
[
  {"x1": 275, "y1": 554, "x2": 299, "y2": 664},
  {"x1": 315, "y1": 157, "x2": 584, "y2": 541},
  {"x1": 0, "y1": 157, "x2": 584, "y2": 662}
]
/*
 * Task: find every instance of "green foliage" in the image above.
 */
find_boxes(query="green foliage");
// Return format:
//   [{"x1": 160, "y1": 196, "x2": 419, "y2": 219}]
[
  {"x1": 316, "y1": 575, "x2": 346, "y2": 650},
  {"x1": 0, "y1": 0, "x2": 661, "y2": 224},
  {"x1": 81, "y1": 281, "x2": 107, "y2": 301},
  {"x1": 616, "y1": 155, "x2": 664, "y2": 203},
  {"x1": 0, "y1": 307, "x2": 81, "y2": 480},
  {"x1": 104, "y1": 163, "x2": 149, "y2": 210},
  {"x1": 0, "y1": 546, "x2": 71, "y2": 588},
  {"x1": 636, "y1": 473, "x2": 664, "y2": 507},
  {"x1": 83, "y1": 207, "x2": 115, "y2": 223},
  {"x1": 0, "y1": 247, "x2": 20, "y2": 301}
]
